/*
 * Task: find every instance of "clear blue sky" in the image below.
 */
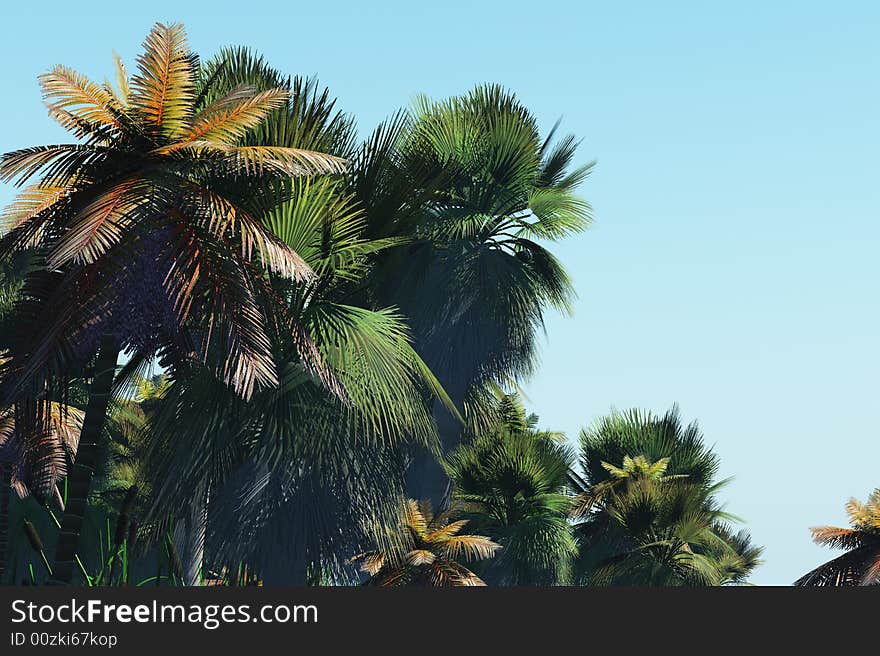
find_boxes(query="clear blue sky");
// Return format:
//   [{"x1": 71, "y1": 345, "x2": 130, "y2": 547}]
[{"x1": 2, "y1": 1, "x2": 878, "y2": 585}]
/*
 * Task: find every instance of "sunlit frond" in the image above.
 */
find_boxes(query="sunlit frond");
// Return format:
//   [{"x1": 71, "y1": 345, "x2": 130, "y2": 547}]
[
  {"x1": 131, "y1": 22, "x2": 194, "y2": 140},
  {"x1": 39, "y1": 65, "x2": 125, "y2": 138},
  {"x1": 183, "y1": 88, "x2": 289, "y2": 144}
]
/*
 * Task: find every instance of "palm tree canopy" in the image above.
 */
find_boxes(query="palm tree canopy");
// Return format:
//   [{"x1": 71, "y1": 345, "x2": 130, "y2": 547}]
[
  {"x1": 350, "y1": 499, "x2": 500, "y2": 587},
  {"x1": 0, "y1": 22, "x2": 346, "y2": 403},
  {"x1": 570, "y1": 407, "x2": 762, "y2": 586},
  {"x1": 795, "y1": 489, "x2": 880, "y2": 586},
  {"x1": 447, "y1": 394, "x2": 576, "y2": 586}
]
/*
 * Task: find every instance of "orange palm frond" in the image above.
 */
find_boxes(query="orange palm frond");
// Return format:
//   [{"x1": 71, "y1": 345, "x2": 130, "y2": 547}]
[
  {"x1": 348, "y1": 550, "x2": 386, "y2": 575},
  {"x1": 406, "y1": 549, "x2": 437, "y2": 566},
  {"x1": 46, "y1": 177, "x2": 146, "y2": 267},
  {"x1": 810, "y1": 526, "x2": 869, "y2": 550},
  {"x1": 166, "y1": 142, "x2": 346, "y2": 177},
  {"x1": 179, "y1": 88, "x2": 289, "y2": 145},
  {"x1": 0, "y1": 184, "x2": 71, "y2": 233},
  {"x1": 131, "y1": 22, "x2": 194, "y2": 140},
  {"x1": 179, "y1": 181, "x2": 313, "y2": 281},
  {"x1": 39, "y1": 65, "x2": 124, "y2": 136},
  {"x1": 160, "y1": 215, "x2": 280, "y2": 397},
  {"x1": 425, "y1": 519, "x2": 469, "y2": 543}
]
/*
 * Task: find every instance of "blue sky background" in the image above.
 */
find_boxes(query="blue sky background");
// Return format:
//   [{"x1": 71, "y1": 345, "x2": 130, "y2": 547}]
[{"x1": 2, "y1": 1, "x2": 878, "y2": 584}]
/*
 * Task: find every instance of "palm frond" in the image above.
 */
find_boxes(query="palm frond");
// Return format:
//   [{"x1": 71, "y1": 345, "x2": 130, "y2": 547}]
[{"x1": 130, "y1": 22, "x2": 194, "y2": 140}]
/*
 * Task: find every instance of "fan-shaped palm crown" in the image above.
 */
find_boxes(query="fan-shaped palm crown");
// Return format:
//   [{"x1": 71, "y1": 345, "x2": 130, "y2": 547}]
[
  {"x1": 446, "y1": 393, "x2": 576, "y2": 585},
  {"x1": 569, "y1": 407, "x2": 762, "y2": 586}
]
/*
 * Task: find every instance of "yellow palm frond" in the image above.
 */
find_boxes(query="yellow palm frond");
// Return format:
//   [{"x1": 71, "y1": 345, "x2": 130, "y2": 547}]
[
  {"x1": 406, "y1": 549, "x2": 437, "y2": 566},
  {"x1": 601, "y1": 460, "x2": 629, "y2": 479},
  {"x1": 164, "y1": 142, "x2": 346, "y2": 177},
  {"x1": 845, "y1": 497, "x2": 880, "y2": 530},
  {"x1": 440, "y1": 534, "x2": 501, "y2": 562},
  {"x1": 112, "y1": 51, "x2": 130, "y2": 106},
  {"x1": 131, "y1": 22, "x2": 194, "y2": 140},
  {"x1": 0, "y1": 184, "x2": 71, "y2": 233},
  {"x1": 425, "y1": 519, "x2": 469, "y2": 543},
  {"x1": 645, "y1": 457, "x2": 672, "y2": 478},
  {"x1": 39, "y1": 65, "x2": 124, "y2": 136},
  {"x1": 47, "y1": 402, "x2": 84, "y2": 455},
  {"x1": 403, "y1": 499, "x2": 429, "y2": 540},
  {"x1": 181, "y1": 88, "x2": 289, "y2": 145}
]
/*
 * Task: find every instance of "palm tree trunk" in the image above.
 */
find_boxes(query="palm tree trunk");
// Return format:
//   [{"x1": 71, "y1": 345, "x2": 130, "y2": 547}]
[
  {"x1": 406, "y1": 380, "x2": 466, "y2": 509},
  {"x1": 49, "y1": 337, "x2": 119, "y2": 584},
  {"x1": 0, "y1": 463, "x2": 11, "y2": 584},
  {"x1": 182, "y1": 479, "x2": 208, "y2": 586}
]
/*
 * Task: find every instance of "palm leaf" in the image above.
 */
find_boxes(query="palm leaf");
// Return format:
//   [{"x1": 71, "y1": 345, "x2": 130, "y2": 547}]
[
  {"x1": 39, "y1": 65, "x2": 125, "y2": 137},
  {"x1": 130, "y1": 22, "x2": 194, "y2": 140}
]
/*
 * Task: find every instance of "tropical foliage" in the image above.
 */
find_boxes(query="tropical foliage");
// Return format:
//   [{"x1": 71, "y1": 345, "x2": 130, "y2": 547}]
[
  {"x1": 350, "y1": 499, "x2": 499, "y2": 586},
  {"x1": 0, "y1": 22, "x2": 768, "y2": 587},
  {"x1": 569, "y1": 408, "x2": 762, "y2": 585},
  {"x1": 447, "y1": 394, "x2": 576, "y2": 585}
]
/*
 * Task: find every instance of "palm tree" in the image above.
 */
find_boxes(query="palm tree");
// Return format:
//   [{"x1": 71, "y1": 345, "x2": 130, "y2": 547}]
[
  {"x1": 353, "y1": 86, "x2": 593, "y2": 506},
  {"x1": 0, "y1": 22, "x2": 344, "y2": 583},
  {"x1": 350, "y1": 499, "x2": 499, "y2": 586},
  {"x1": 129, "y1": 48, "x2": 455, "y2": 585},
  {"x1": 570, "y1": 408, "x2": 762, "y2": 586},
  {"x1": 446, "y1": 394, "x2": 577, "y2": 585},
  {"x1": 795, "y1": 489, "x2": 880, "y2": 586}
]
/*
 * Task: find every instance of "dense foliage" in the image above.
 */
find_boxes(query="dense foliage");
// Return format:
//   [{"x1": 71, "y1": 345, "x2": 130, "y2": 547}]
[{"x1": 0, "y1": 22, "x2": 772, "y2": 587}]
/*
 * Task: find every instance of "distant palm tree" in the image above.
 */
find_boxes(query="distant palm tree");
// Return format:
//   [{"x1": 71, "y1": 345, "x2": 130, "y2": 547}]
[
  {"x1": 0, "y1": 22, "x2": 344, "y2": 583},
  {"x1": 570, "y1": 408, "x2": 762, "y2": 586},
  {"x1": 795, "y1": 490, "x2": 880, "y2": 586},
  {"x1": 447, "y1": 394, "x2": 576, "y2": 585},
  {"x1": 350, "y1": 499, "x2": 499, "y2": 586}
]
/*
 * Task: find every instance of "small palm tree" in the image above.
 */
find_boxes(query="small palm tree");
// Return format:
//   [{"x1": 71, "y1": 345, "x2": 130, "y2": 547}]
[
  {"x1": 447, "y1": 394, "x2": 576, "y2": 585},
  {"x1": 350, "y1": 499, "x2": 499, "y2": 586},
  {"x1": 580, "y1": 471, "x2": 739, "y2": 586},
  {"x1": 570, "y1": 407, "x2": 762, "y2": 586},
  {"x1": 795, "y1": 490, "x2": 880, "y2": 586}
]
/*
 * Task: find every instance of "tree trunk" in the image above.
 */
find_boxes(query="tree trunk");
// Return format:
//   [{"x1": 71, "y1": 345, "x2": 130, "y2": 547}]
[
  {"x1": 49, "y1": 337, "x2": 119, "y2": 584},
  {"x1": 182, "y1": 479, "x2": 208, "y2": 586},
  {"x1": 406, "y1": 381, "x2": 466, "y2": 510},
  {"x1": 0, "y1": 463, "x2": 11, "y2": 584}
]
